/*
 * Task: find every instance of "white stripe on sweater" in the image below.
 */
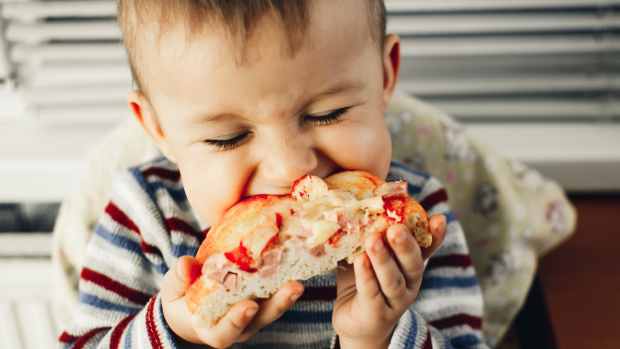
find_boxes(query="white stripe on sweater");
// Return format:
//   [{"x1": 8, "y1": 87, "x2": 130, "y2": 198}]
[{"x1": 414, "y1": 295, "x2": 483, "y2": 321}]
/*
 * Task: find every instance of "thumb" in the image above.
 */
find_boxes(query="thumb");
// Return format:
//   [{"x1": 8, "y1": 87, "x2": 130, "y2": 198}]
[{"x1": 161, "y1": 256, "x2": 202, "y2": 303}]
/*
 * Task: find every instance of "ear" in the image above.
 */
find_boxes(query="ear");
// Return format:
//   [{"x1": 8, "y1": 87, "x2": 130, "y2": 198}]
[
  {"x1": 128, "y1": 90, "x2": 177, "y2": 163},
  {"x1": 381, "y1": 34, "x2": 401, "y2": 107}
]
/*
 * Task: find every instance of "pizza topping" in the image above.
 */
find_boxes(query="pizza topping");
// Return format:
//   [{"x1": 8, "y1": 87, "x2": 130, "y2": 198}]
[
  {"x1": 224, "y1": 242, "x2": 257, "y2": 273},
  {"x1": 327, "y1": 228, "x2": 345, "y2": 246},
  {"x1": 357, "y1": 196, "x2": 385, "y2": 214},
  {"x1": 376, "y1": 181, "x2": 408, "y2": 198},
  {"x1": 222, "y1": 272, "x2": 238, "y2": 291},
  {"x1": 258, "y1": 247, "x2": 283, "y2": 277},
  {"x1": 383, "y1": 196, "x2": 406, "y2": 223},
  {"x1": 292, "y1": 175, "x2": 329, "y2": 201},
  {"x1": 203, "y1": 254, "x2": 233, "y2": 280},
  {"x1": 242, "y1": 212, "x2": 282, "y2": 259},
  {"x1": 306, "y1": 219, "x2": 341, "y2": 248},
  {"x1": 261, "y1": 233, "x2": 280, "y2": 255},
  {"x1": 275, "y1": 212, "x2": 283, "y2": 230},
  {"x1": 206, "y1": 269, "x2": 227, "y2": 284},
  {"x1": 309, "y1": 244, "x2": 326, "y2": 257}
]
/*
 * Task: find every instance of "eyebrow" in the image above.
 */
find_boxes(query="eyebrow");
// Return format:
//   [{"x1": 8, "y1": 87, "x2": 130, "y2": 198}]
[{"x1": 194, "y1": 79, "x2": 365, "y2": 124}]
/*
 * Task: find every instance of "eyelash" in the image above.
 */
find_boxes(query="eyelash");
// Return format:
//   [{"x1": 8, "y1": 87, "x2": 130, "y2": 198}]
[{"x1": 204, "y1": 107, "x2": 350, "y2": 151}]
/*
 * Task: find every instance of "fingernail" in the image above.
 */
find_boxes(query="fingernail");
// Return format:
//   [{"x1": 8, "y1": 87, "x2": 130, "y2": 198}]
[
  {"x1": 245, "y1": 307, "x2": 258, "y2": 318},
  {"x1": 388, "y1": 229, "x2": 402, "y2": 244}
]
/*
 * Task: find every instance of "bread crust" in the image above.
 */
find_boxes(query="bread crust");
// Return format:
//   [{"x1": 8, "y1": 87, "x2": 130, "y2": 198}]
[{"x1": 195, "y1": 194, "x2": 294, "y2": 263}]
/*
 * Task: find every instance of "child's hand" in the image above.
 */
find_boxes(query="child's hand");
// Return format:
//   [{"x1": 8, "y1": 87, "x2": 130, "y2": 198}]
[
  {"x1": 161, "y1": 256, "x2": 304, "y2": 348},
  {"x1": 333, "y1": 214, "x2": 447, "y2": 349}
]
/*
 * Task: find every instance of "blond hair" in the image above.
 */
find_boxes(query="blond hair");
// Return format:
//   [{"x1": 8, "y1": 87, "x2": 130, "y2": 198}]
[{"x1": 116, "y1": 0, "x2": 386, "y2": 92}]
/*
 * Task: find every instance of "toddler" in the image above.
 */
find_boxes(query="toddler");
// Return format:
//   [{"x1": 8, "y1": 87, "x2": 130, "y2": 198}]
[{"x1": 59, "y1": 1, "x2": 487, "y2": 348}]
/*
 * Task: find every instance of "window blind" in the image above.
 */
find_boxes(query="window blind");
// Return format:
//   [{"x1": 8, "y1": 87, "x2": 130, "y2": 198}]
[
  {"x1": 0, "y1": 0, "x2": 618, "y2": 202},
  {"x1": 1, "y1": 0, "x2": 618, "y2": 124}
]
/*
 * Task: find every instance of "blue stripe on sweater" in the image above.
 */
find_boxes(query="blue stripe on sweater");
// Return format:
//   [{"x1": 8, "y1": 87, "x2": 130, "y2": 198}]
[
  {"x1": 404, "y1": 309, "x2": 418, "y2": 349},
  {"x1": 95, "y1": 226, "x2": 145, "y2": 261},
  {"x1": 451, "y1": 333, "x2": 482, "y2": 347},
  {"x1": 94, "y1": 226, "x2": 169, "y2": 274},
  {"x1": 407, "y1": 182, "x2": 423, "y2": 196},
  {"x1": 171, "y1": 243, "x2": 198, "y2": 259},
  {"x1": 262, "y1": 319, "x2": 333, "y2": 333},
  {"x1": 123, "y1": 315, "x2": 133, "y2": 349},
  {"x1": 278, "y1": 310, "x2": 332, "y2": 324},
  {"x1": 421, "y1": 276, "x2": 479, "y2": 289},
  {"x1": 80, "y1": 293, "x2": 140, "y2": 314},
  {"x1": 157, "y1": 297, "x2": 178, "y2": 349},
  {"x1": 445, "y1": 211, "x2": 457, "y2": 223},
  {"x1": 130, "y1": 168, "x2": 188, "y2": 205},
  {"x1": 390, "y1": 161, "x2": 431, "y2": 179}
]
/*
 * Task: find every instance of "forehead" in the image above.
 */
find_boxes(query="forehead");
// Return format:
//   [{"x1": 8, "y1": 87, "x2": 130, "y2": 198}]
[{"x1": 139, "y1": 0, "x2": 377, "y2": 113}]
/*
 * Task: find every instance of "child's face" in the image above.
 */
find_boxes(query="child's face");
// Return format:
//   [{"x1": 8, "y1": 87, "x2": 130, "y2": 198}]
[{"x1": 130, "y1": 0, "x2": 400, "y2": 227}]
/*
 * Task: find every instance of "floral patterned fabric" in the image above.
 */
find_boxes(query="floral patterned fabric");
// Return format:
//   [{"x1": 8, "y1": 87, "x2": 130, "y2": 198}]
[{"x1": 385, "y1": 93, "x2": 577, "y2": 346}]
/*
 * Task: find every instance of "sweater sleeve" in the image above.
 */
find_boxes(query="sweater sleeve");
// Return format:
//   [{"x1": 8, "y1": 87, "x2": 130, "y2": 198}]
[
  {"x1": 57, "y1": 172, "x2": 189, "y2": 348},
  {"x1": 387, "y1": 170, "x2": 488, "y2": 349}
]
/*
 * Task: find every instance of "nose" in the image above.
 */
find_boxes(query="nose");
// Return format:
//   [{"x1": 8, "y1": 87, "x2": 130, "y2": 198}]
[{"x1": 261, "y1": 132, "x2": 318, "y2": 186}]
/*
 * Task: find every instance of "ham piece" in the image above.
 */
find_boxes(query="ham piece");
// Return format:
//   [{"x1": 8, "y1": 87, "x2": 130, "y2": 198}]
[{"x1": 258, "y1": 247, "x2": 283, "y2": 277}]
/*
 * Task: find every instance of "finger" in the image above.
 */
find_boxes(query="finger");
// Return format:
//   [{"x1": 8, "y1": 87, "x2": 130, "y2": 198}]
[
  {"x1": 386, "y1": 224, "x2": 424, "y2": 290},
  {"x1": 242, "y1": 281, "x2": 304, "y2": 337},
  {"x1": 335, "y1": 260, "x2": 356, "y2": 297},
  {"x1": 365, "y1": 232, "x2": 409, "y2": 309},
  {"x1": 194, "y1": 300, "x2": 259, "y2": 348},
  {"x1": 353, "y1": 253, "x2": 385, "y2": 311},
  {"x1": 422, "y1": 214, "x2": 447, "y2": 260},
  {"x1": 161, "y1": 256, "x2": 201, "y2": 303}
]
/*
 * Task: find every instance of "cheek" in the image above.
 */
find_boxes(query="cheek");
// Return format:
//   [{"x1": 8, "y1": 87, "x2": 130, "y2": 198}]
[
  {"x1": 177, "y1": 152, "x2": 251, "y2": 227},
  {"x1": 321, "y1": 116, "x2": 392, "y2": 180}
]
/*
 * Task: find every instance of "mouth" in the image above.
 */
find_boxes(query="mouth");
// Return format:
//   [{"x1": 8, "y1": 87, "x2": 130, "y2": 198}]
[{"x1": 240, "y1": 168, "x2": 344, "y2": 200}]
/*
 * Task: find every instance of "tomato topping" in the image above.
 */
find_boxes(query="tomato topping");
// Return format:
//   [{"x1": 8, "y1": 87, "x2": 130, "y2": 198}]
[
  {"x1": 186, "y1": 260, "x2": 202, "y2": 286},
  {"x1": 224, "y1": 242, "x2": 257, "y2": 273},
  {"x1": 275, "y1": 212, "x2": 283, "y2": 230},
  {"x1": 383, "y1": 196, "x2": 406, "y2": 223},
  {"x1": 327, "y1": 228, "x2": 345, "y2": 246},
  {"x1": 261, "y1": 234, "x2": 280, "y2": 256}
]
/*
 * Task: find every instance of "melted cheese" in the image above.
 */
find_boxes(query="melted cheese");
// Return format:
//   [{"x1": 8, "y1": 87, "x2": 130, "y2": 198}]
[{"x1": 306, "y1": 220, "x2": 341, "y2": 248}]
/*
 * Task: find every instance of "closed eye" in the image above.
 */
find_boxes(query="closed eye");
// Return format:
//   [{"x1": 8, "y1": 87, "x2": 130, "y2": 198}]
[
  {"x1": 303, "y1": 107, "x2": 350, "y2": 126},
  {"x1": 204, "y1": 106, "x2": 351, "y2": 151},
  {"x1": 203, "y1": 132, "x2": 251, "y2": 151}
]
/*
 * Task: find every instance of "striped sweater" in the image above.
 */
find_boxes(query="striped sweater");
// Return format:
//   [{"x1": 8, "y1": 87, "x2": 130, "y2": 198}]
[{"x1": 58, "y1": 158, "x2": 488, "y2": 349}]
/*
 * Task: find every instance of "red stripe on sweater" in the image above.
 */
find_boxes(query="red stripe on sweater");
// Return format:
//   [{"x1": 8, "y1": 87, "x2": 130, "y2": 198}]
[
  {"x1": 105, "y1": 202, "x2": 140, "y2": 233},
  {"x1": 420, "y1": 188, "x2": 448, "y2": 211},
  {"x1": 142, "y1": 167, "x2": 181, "y2": 182},
  {"x1": 110, "y1": 313, "x2": 137, "y2": 349},
  {"x1": 58, "y1": 331, "x2": 78, "y2": 343},
  {"x1": 299, "y1": 286, "x2": 337, "y2": 301},
  {"x1": 426, "y1": 254, "x2": 472, "y2": 270},
  {"x1": 105, "y1": 202, "x2": 162, "y2": 257},
  {"x1": 146, "y1": 297, "x2": 164, "y2": 349},
  {"x1": 165, "y1": 217, "x2": 205, "y2": 241},
  {"x1": 430, "y1": 313, "x2": 482, "y2": 330},
  {"x1": 140, "y1": 240, "x2": 162, "y2": 256},
  {"x1": 81, "y1": 267, "x2": 151, "y2": 305},
  {"x1": 422, "y1": 328, "x2": 433, "y2": 349},
  {"x1": 69, "y1": 327, "x2": 107, "y2": 349}
]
